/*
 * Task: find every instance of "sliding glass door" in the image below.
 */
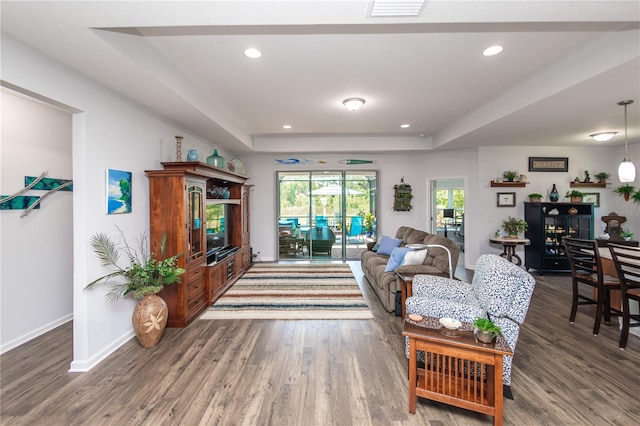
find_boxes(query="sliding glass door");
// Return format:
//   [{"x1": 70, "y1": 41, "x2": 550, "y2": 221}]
[{"x1": 277, "y1": 170, "x2": 377, "y2": 260}]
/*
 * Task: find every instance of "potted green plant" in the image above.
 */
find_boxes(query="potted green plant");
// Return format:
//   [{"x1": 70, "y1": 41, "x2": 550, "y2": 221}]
[
  {"x1": 565, "y1": 189, "x2": 584, "y2": 203},
  {"x1": 472, "y1": 317, "x2": 502, "y2": 343},
  {"x1": 632, "y1": 190, "x2": 640, "y2": 204},
  {"x1": 503, "y1": 170, "x2": 519, "y2": 182},
  {"x1": 622, "y1": 229, "x2": 634, "y2": 241},
  {"x1": 363, "y1": 212, "x2": 375, "y2": 237},
  {"x1": 614, "y1": 184, "x2": 635, "y2": 201},
  {"x1": 594, "y1": 172, "x2": 611, "y2": 184},
  {"x1": 502, "y1": 216, "x2": 528, "y2": 238},
  {"x1": 86, "y1": 228, "x2": 185, "y2": 348},
  {"x1": 528, "y1": 193, "x2": 543, "y2": 202}
]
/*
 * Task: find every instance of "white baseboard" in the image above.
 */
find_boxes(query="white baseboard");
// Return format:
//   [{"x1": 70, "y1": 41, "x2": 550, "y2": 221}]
[
  {"x1": 69, "y1": 330, "x2": 135, "y2": 372},
  {"x1": 0, "y1": 314, "x2": 73, "y2": 355}
]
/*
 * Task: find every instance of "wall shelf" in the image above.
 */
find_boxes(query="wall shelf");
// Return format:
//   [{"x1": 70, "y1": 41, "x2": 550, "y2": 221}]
[
  {"x1": 490, "y1": 181, "x2": 528, "y2": 188},
  {"x1": 569, "y1": 182, "x2": 606, "y2": 188}
]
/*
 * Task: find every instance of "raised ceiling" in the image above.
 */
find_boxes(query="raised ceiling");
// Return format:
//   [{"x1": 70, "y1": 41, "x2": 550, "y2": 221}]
[{"x1": 2, "y1": 1, "x2": 639, "y2": 154}]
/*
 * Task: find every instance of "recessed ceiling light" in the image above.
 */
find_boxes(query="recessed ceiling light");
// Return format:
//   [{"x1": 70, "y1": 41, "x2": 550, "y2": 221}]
[
  {"x1": 400, "y1": 124, "x2": 410, "y2": 128},
  {"x1": 590, "y1": 131, "x2": 617, "y2": 142},
  {"x1": 283, "y1": 124, "x2": 292, "y2": 129},
  {"x1": 244, "y1": 48, "x2": 262, "y2": 59},
  {"x1": 483, "y1": 45, "x2": 504, "y2": 57}
]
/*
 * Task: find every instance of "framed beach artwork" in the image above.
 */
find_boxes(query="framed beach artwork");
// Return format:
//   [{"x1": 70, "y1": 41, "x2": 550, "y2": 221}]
[{"x1": 106, "y1": 169, "x2": 132, "y2": 214}]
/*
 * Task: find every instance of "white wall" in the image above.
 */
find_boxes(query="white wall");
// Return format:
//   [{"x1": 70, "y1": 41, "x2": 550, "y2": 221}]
[
  {"x1": 241, "y1": 152, "x2": 437, "y2": 261},
  {"x1": 1, "y1": 34, "x2": 233, "y2": 370},
  {"x1": 477, "y1": 145, "x2": 626, "y2": 266},
  {"x1": 242, "y1": 145, "x2": 632, "y2": 269},
  {"x1": 1, "y1": 90, "x2": 73, "y2": 353}
]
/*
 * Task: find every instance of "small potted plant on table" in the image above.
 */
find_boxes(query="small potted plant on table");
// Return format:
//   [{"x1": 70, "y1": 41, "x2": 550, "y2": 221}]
[
  {"x1": 502, "y1": 216, "x2": 528, "y2": 238},
  {"x1": 472, "y1": 317, "x2": 502, "y2": 344},
  {"x1": 528, "y1": 193, "x2": 543, "y2": 202},
  {"x1": 622, "y1": 229, "x2": 634, "y2": 241}
]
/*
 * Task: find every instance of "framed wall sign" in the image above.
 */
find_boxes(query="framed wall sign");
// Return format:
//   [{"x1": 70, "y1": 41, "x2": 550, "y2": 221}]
[
  {"x1": 582, "y1": 193, "x2": 600, "y2": 207},
  {"x1": 497, "y1": 192, "x2": 516, "y2": 207},
  {"x1": 528, "y1": 157, "x2": 569, "y2": 172}
]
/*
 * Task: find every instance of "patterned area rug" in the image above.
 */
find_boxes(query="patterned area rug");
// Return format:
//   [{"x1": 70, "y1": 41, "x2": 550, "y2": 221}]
[{"x1": 199, "y1": 263, "x2": 373, "y2": 320}]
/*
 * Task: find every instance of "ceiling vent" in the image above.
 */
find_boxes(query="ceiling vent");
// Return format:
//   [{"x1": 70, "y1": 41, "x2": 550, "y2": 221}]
[{"x1": 370, "y1": 0, "x2": 425, "y2": 17}]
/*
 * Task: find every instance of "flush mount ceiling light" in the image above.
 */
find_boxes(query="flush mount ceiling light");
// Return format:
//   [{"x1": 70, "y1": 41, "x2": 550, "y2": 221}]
[
  {"x1": 483, "y1": 45, "x2": 504, "y2": 56},
  {"x1": 343, "y1": 98, "x2": 366, "y2": 112},
  {"x1": 400, "y1": 124, "x2": 410, "y2": 128},
  {"x1": 617, "y1": 100, "x2": 636, "y2": 183},
  {"x1": 590, "y1": 132, "x2": 617, "y2": 142},
  {"x1": 282, "y1": 124, "x2": 292, "y2": 129},
  {"x1": 243, "y1": 47, "x2": 262, "y2": 59}
]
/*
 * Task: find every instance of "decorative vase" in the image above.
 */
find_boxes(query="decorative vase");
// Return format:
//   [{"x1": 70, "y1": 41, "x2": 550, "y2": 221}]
[
  {"x1": 186, "y1": 149, "x2": 199, "y2": 162},
  {"x1": 206, "y1": 149, "x2": 226, "y2": 169},
  {"x1": 132, "y1": 294, "x2": 168, "y2": 349},
  {"x1": 549, "y1": 184, "x2": 559, "y2": 202},
  {"x1": 568, "y1": 207, "x2": 578, "y2": 215},
  {"x1": 624, "y1": 193, "x2": 630, "y2": 201},
  {"x1": 475, "y1": 329, "x2": 495, "y2": 344}
]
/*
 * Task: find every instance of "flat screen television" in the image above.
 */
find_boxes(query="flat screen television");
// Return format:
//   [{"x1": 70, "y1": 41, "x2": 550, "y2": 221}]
[{"x1": 206, "y1": 203, "x2": 230, "y2": 254}]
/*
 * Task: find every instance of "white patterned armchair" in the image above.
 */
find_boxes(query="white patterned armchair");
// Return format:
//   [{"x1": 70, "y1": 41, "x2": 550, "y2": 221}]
[{"x1": 405, "y1": 254, "x2": 536, "y2": 396}]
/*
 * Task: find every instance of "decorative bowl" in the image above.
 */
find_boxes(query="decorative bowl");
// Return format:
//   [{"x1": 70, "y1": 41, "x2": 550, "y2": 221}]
[
  {"x1": 408, "y1": 314, "x2": 423, "y2": 322},
  {"x1": 439, "y1": 317, "x2": 462, "y2": 330}
]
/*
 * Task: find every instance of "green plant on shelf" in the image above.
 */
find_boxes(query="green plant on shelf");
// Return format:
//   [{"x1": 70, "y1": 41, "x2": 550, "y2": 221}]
[
  {"x1": 594, "y1": 172, "x2": 611, "y2": 182},
  {"x1": 503, "y1": 170, "x2": 519, "y2": 182}
]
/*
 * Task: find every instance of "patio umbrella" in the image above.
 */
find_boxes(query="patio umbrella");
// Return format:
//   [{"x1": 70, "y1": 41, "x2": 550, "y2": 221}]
[{"x1": 311, "y1": 184, "x2": 361, "y2": 196}]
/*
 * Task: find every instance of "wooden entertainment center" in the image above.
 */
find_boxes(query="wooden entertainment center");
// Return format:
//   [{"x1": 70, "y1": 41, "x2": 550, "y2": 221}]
[{"x1": 146, "y1": 161, "x2": 251, "y2": 327}]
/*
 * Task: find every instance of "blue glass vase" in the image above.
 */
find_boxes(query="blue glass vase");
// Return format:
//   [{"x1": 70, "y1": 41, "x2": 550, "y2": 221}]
[{"x1": 186, "y1": 149, "x2": 199, "y2": 162}]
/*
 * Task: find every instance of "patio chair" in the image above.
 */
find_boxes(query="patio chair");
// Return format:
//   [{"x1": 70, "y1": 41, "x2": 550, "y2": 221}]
[{"x1": 348, "y1": 216, "x2": 364, "y2": 243}]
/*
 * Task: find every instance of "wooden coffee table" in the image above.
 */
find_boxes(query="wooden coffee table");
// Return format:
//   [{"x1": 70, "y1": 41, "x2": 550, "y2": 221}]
[{"x1": 403, "y1": 317, "x2": 513, "y2": 426}]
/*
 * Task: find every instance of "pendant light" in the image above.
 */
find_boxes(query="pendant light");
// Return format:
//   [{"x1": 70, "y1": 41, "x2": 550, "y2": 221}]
[{"x1": 617, "y1": 100, "x2": 635, "y2": 183}]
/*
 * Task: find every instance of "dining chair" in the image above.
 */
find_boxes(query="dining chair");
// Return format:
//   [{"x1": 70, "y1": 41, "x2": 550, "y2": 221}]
[
  {"x1": 607, "y1": 243, "x2": 640, "y2": 349},
  {"x1": 563, "y1": 238, "x2": 622, "y2": 335}
]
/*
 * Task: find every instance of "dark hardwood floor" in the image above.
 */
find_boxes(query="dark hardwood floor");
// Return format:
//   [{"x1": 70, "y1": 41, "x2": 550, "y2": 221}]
[{"x1": 1, "y1": 262, "x2": 639, "y2": 425}]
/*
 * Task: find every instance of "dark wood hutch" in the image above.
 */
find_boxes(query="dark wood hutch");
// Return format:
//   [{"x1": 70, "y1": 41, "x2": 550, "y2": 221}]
[{"x1": 146, "y1": 161, "x2": 251, "y2": 327}]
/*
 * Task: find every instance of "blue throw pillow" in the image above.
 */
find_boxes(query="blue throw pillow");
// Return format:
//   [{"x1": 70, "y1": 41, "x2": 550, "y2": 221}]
[
  {"x1": 384, "y1": 247, "x2": 413, "y2": 272},
  {"x1": 377, "y1": 235, "x2": 402, "y2": 256}
]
